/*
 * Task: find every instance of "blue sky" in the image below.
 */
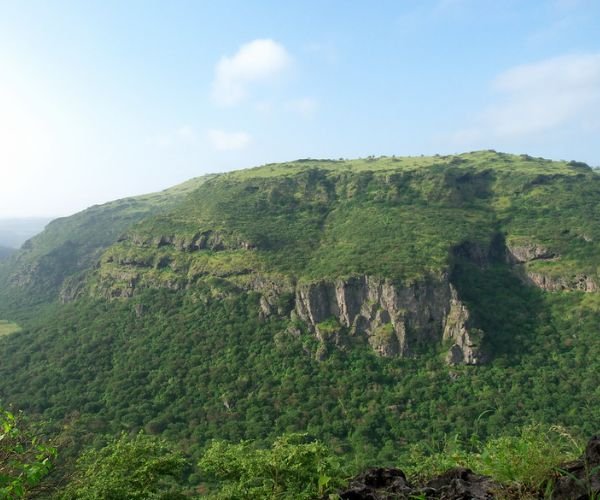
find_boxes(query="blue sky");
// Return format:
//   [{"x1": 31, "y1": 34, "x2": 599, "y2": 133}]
[{"x1": 1, "y1": 0, "x2": 599, "y2": 217}]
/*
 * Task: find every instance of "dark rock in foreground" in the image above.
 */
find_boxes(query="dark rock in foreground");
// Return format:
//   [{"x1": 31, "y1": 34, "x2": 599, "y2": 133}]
[
  {"x1": 338, "y1": 436, "x2": 600, "y2": 499},
  {"x1": 338, "y1": 466, "x2": 500, "y2": 499},
  {"x1": 551, "y1": 435, "x2": 600, "y2": 500},
  {"x1": 338, "y1": 468, "x2": 413, "y2": 499}
]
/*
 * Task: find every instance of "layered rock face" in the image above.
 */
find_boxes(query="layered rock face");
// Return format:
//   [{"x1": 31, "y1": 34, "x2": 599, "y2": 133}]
[
  {"x1": 294, "y1": 275, "x2": 484, "y2": 364},
  {"x1": 506, "y1": 242, "x2": 599, "y2": 292},
  {"x1": 506, "y1": 243, "x2": 557, "y2": 264},
  {"x1": 443, "y1": 286, "x2": 486, "y2": 365},
  {"x1": 128, "y1": 230, "x2": 255, "y2": 252},
  {"x1": 526, "y1": 272, "x2": 598, "y2": 292}
]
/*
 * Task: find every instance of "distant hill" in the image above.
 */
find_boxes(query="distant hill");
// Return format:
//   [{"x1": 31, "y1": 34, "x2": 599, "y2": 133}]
[
  {"x1": 0, "y1": 217, "x2": 54, "y2": 249},
  {"x1": 0, "y1": 246, "x2": 15, "y2": 259},
  {"x1": 0, "y1": 151, "x2": 598, "y2": 484}
]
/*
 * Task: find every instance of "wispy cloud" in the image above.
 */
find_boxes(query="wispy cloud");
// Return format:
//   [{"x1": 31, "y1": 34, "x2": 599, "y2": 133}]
[
  {"x1": 285, "y1": 97, "x2": 318, "y2": 117},
  {"x1": 212, "y1": 39, "x2": 292, "y2": 106},
  {"x1": 152, "y1": 125, "x2": 196, "y2": 148},
  {"x1": 207, "y1": 129, "x2": 252, "y2": 151},
  {"x1": 452, "y1": 53, "x2": 600, "y2": 143}
]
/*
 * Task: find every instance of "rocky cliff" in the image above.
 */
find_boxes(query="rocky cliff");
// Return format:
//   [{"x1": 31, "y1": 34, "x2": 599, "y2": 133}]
[
  {"x1": 293, "y1": 274, "x2": 485, "y2": 364},
  {"x1": 506, "y1": 241, "x2": 599, "y2": 292}
]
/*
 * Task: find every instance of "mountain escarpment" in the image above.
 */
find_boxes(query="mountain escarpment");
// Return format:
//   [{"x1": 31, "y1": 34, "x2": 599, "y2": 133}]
[{"x1": 26, "y1": 151, "x2": 597, "y2": 366}]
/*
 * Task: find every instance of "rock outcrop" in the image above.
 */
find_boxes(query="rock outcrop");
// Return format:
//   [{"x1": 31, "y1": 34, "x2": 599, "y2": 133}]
[
  {"x1": 443, "y1": 286, "x2": 486, "y2": 365},
  {"x1": 337, "y1": 435, "x2": 600, "y2": 499},
  {"x1": 294, "y1": 275, "x2": 485, "y2": 363},
  {"x1": 127, "y1": 230, "x2": 255, "y2": 252},
  {"x1": 526, "y1": 272, "x2": 598, "y2": 292},
  {"x1": 338, "y1": 466, "x2": 501, "y2": 499},
  {"x1": 338, "y1": 467, "x2": 413, "y2": 498},
  {"x1": 506, "y1": 243, "x2": 557, "y2": 264},
  {"x1": 551, "y1": 435, "x2": 600, "y2": 499},
  {"x1": 248, "y1": 275, "x2": 295, "y2": 320},
  {"x1": 506, "y1": 241, "x2": 599, "y2": 292}
]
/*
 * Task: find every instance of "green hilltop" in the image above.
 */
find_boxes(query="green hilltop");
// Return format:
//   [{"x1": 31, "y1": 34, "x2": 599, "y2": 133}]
[
  {"x1": 3, "y1": 150, "x2": 598, "y2": 308},
  {"x1": 83, "y1": 150, "x2": 600, "y2": 298}
]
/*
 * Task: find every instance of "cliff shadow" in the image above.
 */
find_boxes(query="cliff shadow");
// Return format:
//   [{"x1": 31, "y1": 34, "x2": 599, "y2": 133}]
[{"x1": 450, "y1": 235, "x2": 547, "y2": 359}]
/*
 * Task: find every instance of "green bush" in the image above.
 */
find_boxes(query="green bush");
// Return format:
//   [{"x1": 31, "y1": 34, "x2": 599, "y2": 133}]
[
  {"x1": 476, "y1": 424, "x2": 581, "y2": 491},
  {"x1": 401, "y1": 424, "x2": 582, "y2": 494},
  {"x1": 0, "y1": 406, "x2": 56, "y2": 499},
  {"x1": 59, "y1": 432, "x2": 187, "y2": 499},
  {"x1": 198, "y1": 433, "x2": 345, "y2": 499}
]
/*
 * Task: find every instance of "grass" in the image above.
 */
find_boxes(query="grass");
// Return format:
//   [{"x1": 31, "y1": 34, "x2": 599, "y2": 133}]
[
  {"x1": 226, "y1": 150, "x2": 581, "y2": 181},
  {"x1": 0, "y1": 320, "x2": 22, "y2": 337},
  {"x1": 401, "y1": 424, "x2": 583, "y2": 496}
]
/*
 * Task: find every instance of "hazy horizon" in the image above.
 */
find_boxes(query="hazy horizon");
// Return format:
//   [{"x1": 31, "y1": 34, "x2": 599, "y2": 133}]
[{"x1": 0, "y1": 216, "x2": 54, "y2": 248}]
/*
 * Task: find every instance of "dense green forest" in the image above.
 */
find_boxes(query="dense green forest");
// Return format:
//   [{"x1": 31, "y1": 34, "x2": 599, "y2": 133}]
[{"x1": 1, "y1": 151, "x2": 599, "y2": 497}]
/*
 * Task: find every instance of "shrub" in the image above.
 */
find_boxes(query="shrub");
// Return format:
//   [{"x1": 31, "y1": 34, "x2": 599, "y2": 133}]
[
  {"x1": 0, "y1": 406, "x2": 56, "y2": 499},
  {"x1": 59, "y1": 431, "x2": 187, "y2": 499},
  {"x1": 198, "y1": 433, "x2": 345, "y2": 499}
]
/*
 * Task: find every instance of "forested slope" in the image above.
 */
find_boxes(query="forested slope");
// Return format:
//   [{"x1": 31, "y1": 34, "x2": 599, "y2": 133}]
[{"x1": 0, "y1": 175, "x2": 213, "y2": 312}]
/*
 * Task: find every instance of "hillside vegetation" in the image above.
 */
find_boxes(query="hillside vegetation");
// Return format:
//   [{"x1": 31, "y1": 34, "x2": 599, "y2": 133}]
[
  {"x1": 88, "y1": 151, "x2": 600, "y2": 293},
  {"x1": 0, "y1": 175, "x2": 213, "y2": 312},
  {"x1": 0, "y1": 151, "x2": 599, "y2": 496}
]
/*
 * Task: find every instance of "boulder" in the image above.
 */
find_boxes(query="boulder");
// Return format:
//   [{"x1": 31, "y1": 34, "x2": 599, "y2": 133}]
[{"x1": 551, "y1": 435, "x2": 600, "y2": 499}]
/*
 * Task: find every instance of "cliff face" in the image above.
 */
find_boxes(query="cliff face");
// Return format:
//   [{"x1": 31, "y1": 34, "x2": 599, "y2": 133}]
[
  {"x1": 72, "y1": 231, "x2": 600, "y2": 366},
  {"x1": 127, "y1": 229, "x2": 256, "y2": 252},
  {"x1": 0, "y1": 176, "x2": 213, "y2": 310},
  {"x1": 506, "y1": 242, "x2": 599, "y2": 292},
  {"x1": 443, "y1": 286, "x2": 485, "y2": 365},
  {"x1": 293, "y1": 275, "x2": 484, "y2": 364},
  {"x1": 525, "y1": 272, "x2": 598, "y2": 292}
]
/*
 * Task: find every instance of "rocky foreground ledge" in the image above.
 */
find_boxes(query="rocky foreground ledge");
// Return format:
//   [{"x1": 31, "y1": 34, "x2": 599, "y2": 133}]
[{"x1": 337, "y1": 436, "x2": 600, "y2": 499}]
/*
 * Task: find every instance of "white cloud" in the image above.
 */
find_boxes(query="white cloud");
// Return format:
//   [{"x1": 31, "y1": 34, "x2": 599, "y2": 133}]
[
  {"x1": 453, "y1": 53, "x2": 600, "y2": 142},
  {"x1": 212, "y1": 39, "x2": 292, "y2": 106},
  {"x1": 285, "y1": 97, "x2": 318, "y2": 117},
  {"x1": 207, "y1": 129, "x2": 252, "y2": 151}
]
